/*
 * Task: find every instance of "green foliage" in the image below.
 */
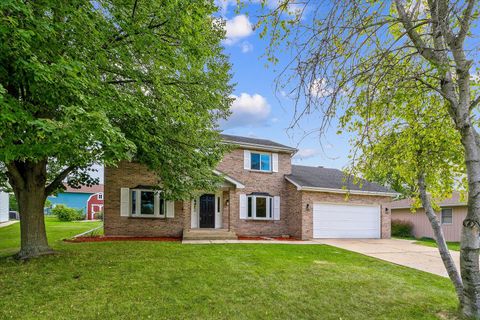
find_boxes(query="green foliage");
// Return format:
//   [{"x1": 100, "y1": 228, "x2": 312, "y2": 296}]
[
  {"x1": 94, "y1": 211, "x2": 104, "y2": 220},
  {"x1": 0, "y1": 0, "x2": 232, "y2": 198},
  {"x1": 391, "y1": 220, "x2": 414, "y2": 238},
  {"x1": 51, "y1": 205, "x2": 84, "y2": 222},
  {"x1": 8, "y1": 193, "x2": 17, "y2": 211}
]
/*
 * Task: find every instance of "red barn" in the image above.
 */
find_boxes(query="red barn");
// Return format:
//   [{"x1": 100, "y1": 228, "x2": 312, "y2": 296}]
[{"x1": 87, "y1": 192, "x2": 104, "y2": 220}]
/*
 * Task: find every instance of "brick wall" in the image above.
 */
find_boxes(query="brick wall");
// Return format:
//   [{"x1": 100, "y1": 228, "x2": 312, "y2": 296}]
[{"x1": 104, "y1": 161, "x2": 185, "y2": 237}]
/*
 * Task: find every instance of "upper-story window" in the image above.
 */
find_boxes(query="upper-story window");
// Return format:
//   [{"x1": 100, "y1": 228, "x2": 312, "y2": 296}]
[
  {"x1": 244, "y1": 150, "x2": 278, "y2": 172},
  {"x1": 97, "y1": 193, "x2": 104, "y2": 200},
  {"x1": 251, "y1": 152, "x2": 271, "y2": 171}
]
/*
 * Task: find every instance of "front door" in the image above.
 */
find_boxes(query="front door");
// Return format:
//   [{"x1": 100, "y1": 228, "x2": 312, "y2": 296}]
[{"x1": 199, "y1": 194, "x2": 215, "y2": 228}]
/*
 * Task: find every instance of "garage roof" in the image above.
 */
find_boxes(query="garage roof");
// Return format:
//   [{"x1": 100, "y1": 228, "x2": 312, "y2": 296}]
[{"x1": 286, "y1": 165, "x2": 397, "y2": 196}]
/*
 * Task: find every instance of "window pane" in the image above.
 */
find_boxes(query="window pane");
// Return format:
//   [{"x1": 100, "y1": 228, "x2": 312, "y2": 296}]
[
  {"x1": 269, "y1": 197, "x2": 273, "y2": 218},
  {"x1": 441, "y1": 208, "x2": 453, "y2": 224},
  {"x1": 251, "y1": 153, "x2": 260, "y2": 170},
  {"x1": 131, "y1": 191, "x2": 137, "y2": 215},
  {"x1": 140, "y1": 191, "x2": 155, "y2": 215},
  {"x1": 261, "y1": 154, "x2": 271, "y2": 171},
  {"x1": 256, "y1": 197, "x2": 267, "y2": 218},
  {"x1": 248, "y1": 197, "x2": 252, "y2": 217}
]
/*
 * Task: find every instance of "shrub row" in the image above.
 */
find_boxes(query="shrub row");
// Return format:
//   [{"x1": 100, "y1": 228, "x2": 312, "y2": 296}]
[{"x1": 52, "y1": 205, "x2": 85, "y2": 222}]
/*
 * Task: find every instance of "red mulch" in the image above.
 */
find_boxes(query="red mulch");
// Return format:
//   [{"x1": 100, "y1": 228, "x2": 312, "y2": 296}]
[
  {"x1": 65, "y1": 236, "x2": 181, "y2": 243},
  {"x1": 237, "y1": 236, "x2": 302, "y2": 241}
]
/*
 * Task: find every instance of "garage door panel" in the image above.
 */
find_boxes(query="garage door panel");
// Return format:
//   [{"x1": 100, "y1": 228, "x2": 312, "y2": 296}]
[{"x1": 313, "y1": 203, "x2": 380, "y2": 239}]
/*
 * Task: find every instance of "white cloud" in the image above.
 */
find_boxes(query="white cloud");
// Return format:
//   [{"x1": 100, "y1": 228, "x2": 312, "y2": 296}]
[
  {"x1": 241, "y1": 41, "x2": 253, "y2": 53},
  {"x1": 224, "y1": 15, "x2": 253, "y2": 45},
  {"x1": 309, "y1": 78, "x2": 333, "y2": 98},
  {"x1": 222, "y1": 93, "x2": 271, "y2": 129},
  {"x1": 294, "y1": 148, "x2": 320, "y2": 160}
]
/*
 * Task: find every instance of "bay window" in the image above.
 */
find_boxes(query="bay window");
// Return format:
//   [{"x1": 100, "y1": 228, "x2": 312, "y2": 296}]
[
  {"x1": 130, "y1": 189, "x2": 166, "y2": 217},
  {"x1": 247, "y1": 195, "x2": 273, "y2": 219}
]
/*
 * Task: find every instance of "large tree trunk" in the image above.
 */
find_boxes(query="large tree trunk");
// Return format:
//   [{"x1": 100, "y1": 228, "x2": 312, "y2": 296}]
[
  {"x1": 459, "y1": 126, "x2": 480, "y2": 317},
  {"x1": 418, "y1": 174, "x2": 464, "y2": 303},
  {"x1": 7, "y1": 160, "x2": 53, "y2": 259}
]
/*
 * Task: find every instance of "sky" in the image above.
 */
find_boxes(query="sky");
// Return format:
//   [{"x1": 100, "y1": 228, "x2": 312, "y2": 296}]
[{"x1": 216, "y1": 1, "x2": 352, "y2": 170}]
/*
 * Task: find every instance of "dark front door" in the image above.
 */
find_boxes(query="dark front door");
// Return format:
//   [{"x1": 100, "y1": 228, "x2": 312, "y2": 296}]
[{"x1": 199, "y1": 194, "x2": 215, "y2": 228}]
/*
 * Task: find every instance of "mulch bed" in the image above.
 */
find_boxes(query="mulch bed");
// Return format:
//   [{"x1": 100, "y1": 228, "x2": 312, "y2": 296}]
[{"x1": 65, "y1": 236, "x2": 181, "y2": 243}]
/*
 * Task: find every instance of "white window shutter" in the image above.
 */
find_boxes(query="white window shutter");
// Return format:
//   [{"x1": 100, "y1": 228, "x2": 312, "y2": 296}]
[
  {"x1": 120, "y1": 188, "x2": 130, "y2": 217},
  {"x1": 191, "y1": 199, "x2": 198, "y2": 228},
  {"x1": 166, "y1": 201, "x2": 175, "y2": 218},
  {"x1": 154, "y1": 193, "x2": 160, "y2": 216},
  {"x1": 273, "y1": 196, "x2": 280, "y2": 220},
  {"x1": 272, "y1": 153, "x2": 279, "y2": 172},
  {"x1": 244, "y1": 150, "x2": 251, "y2": 169},
  {"x1": 239, "y1": 194, "x2": 247, "y2": 219}
]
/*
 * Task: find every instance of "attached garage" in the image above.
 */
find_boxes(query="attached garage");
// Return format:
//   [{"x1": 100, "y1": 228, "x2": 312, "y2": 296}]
[{"x1": 313, "y1": 203, "x2": 380, "y2": 238}]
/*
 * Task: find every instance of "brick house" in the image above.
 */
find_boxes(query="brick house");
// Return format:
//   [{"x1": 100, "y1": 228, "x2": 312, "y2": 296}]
[{"x1": 104, "y1": 134, "x2": 396, "y2": 240}]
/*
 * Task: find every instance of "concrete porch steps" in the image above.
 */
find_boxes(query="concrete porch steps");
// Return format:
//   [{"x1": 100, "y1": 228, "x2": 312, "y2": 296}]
[{"x1": 182, "y1": 229, "x2": 238, "y2": 240}]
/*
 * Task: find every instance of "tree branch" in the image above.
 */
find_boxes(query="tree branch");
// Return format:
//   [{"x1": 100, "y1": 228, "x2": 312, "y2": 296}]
[
  {"x1": 456, "y1": 0, "x2": 476, "y2": 45},
  {"x1": 5, "y1": 162, "x2": 25, "y2": 190},
  {"x1": 45, "y1": 166, "x2": 76, "y2": 195},
  {"x1": 471, "y1": 95, "x2": 480, "y2": 111}
]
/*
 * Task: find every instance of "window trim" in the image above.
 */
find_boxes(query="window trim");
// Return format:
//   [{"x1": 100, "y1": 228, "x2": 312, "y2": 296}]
[
  {"x1": 441, "y1": 208, "x2": 453, "y2": 225},
  {"x1": 246, "y1": 195, "x2": 273, "y2": 220},
  {"x1": 249, "y1": 151, "x2": 272, "y2": 172},
  {"x1": 130, "y1": 189, "x2": 166, "y2": 218}
]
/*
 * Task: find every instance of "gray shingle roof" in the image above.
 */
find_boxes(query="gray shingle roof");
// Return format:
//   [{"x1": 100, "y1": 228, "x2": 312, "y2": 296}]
[
  {"x1": 287, "y1": 165, "x2": 394, "y2": 194},
  {"x1": 220, "y1": 134, "x2": 296, "y2": 152}
]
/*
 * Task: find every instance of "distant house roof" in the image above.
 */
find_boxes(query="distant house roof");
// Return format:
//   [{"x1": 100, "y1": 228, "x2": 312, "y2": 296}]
[
  {"x1": 64, "y1": 184, "x2": 104, "y2": 194},
  {"x1": 391, "y1": 191, "x2": 467, "y2": 209},
  {"x1": 285, "y1": 165, "x2": 396, "y2": 196},
  {"x1": 220, "y1": 134, "x2": 297, "y2": 153}
]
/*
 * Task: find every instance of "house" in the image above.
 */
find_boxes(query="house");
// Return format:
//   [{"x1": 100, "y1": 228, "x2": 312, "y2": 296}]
[
  {"x1": 0, "y1": 191, "x2": 9, "y2": 223},
  {"x1": 48, "y1": 185, "x2": 104, "y2": 220},
  {"x1": 104, "y1": 134, "x2": 396, "y2": 240},
  {"x1": 391, "y1": 192, "x2": 466, "y2": 242}
]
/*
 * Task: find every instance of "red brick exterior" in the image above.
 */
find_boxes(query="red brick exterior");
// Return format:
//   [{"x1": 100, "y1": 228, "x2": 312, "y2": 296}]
[{"x1": 104, "y1": 147, "x2": 392, "y2": 239}]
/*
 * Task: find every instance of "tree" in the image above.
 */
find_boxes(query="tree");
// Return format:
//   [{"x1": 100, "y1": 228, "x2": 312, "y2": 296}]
[
  {"x1": 342, "y1": 59, "x2": 465, "y2": 303},
  {"x1": 0, "y1": 0, "x2": 232, "y2": 259},
  {"x1": 258, "y1": 0, "x2": 480, "y2": 315}
]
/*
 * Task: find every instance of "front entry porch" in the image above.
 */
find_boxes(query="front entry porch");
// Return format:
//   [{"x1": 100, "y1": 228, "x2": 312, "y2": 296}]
[{"x1": 182, "y1": 228, "x2": 238, "y2": 240}]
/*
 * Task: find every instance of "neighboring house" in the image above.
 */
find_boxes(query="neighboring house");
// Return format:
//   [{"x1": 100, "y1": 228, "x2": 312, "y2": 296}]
[
  {"x1": 0, "y1": 191, "x2": 9, "y2": 223},
  {"x1": 104, "y1": 134, "x2": 396, "y2": 240},
  {"x1": 48, "y1": 185, "x2": 104, "y2": 220},
  {"x1": 391, "y1": 192, "x2": 466, "y2": 242}
]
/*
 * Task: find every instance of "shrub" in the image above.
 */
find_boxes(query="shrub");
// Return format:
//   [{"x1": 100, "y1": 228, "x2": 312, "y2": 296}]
[
  {"x1": 52, "y1": 205, "x2": 85, "y2": 222},
  {"x1": 94, "y1": 211, "x2": 104, "y2": 220},
  {"x1": 391, "y1": 219, "x2": 414, "y2": 238}
]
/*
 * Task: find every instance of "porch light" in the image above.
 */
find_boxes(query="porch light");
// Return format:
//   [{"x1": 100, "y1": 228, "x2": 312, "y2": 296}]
[
  {"x1": 225, "y1": 199, "x2": 230, "y2": 206},
  {"x1": 193, "y1": 199, "x2": 197, "y2": 208},
  {"x1": 306, "y1": 204, "x2": 310, "y2": 211}
]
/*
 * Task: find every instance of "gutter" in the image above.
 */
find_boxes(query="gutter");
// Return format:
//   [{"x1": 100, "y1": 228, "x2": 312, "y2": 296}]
[
  {"x1": 221, "y1": 140, "x2": 297, "y2": 154},
  {"x1": 285, "y1": 176, "x2": 399, "y2": 197}
]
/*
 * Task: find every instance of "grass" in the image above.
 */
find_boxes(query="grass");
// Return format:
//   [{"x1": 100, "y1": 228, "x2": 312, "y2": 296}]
[
  {"x1": 414, "y1": 238, "x2": 461, "y2": 251},
  {"x1": 0, "y1": 220, "x2": 460, "y2": 319}
]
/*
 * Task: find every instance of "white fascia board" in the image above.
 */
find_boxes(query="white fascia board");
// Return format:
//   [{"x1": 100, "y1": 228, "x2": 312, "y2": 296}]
[
  {"x1": 213, "y1": 170, "x2": 245, "y2": 189},
  {"x1": 221, "y1": 141, "x2": 297, "y2": 154}
]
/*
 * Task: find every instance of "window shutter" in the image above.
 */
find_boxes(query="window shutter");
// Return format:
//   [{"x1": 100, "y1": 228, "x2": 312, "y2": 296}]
[
  {"x1": 272, "y1": 153, "x2": 279, "y2": 172},
  {"x1": 120, "y1": 188, "x2": 130, "y2": 217},
  {"x1": 154, "y1": 193, "x2": 160, "y2": 216},
  {"x1": 244, "y1": 150, "x2": 251, "y2": 169},
  {"x1": 239, "y1": 194, "x2": 247, "y2": 219},
  {"x1": 273, "y1": 196, "x2": 280, "y2": 220},
  {"x1": 191, "y1": 199, "x2": 198, "y2": 228},
  {"x1": 166, "y1": 201, "x2": 175, "y2": 218}
]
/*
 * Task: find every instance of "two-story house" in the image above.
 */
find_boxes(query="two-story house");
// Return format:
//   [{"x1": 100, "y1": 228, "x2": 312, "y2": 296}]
[{"x1": 104, "y1": 134, "x2": 396, "y2": 240}]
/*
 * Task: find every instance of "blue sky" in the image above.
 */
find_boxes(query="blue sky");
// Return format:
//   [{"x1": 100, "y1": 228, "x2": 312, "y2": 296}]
[{"x1": 217, "y1": 1, "x2": 352, "y2": 169}]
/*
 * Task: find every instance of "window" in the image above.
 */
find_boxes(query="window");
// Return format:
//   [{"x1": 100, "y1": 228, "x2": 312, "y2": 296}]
[
  {"x1": 97, "y1": 193, "x2": 104, "y2": 200},
  {"x1": 250, "y1": 152, "x2": 271, "y2": 171},
  {"x1": 247, "y1": 195, "x2": 273, "y2": 219},
  {"x1": 130, "y1": 189, "x2": 166, "y2": 217},
  {"x1": 441, "y1": 208, "x2": 453, "y2": 224}
]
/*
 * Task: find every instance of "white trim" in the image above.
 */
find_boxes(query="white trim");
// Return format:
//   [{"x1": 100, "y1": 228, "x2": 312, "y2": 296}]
[
  {"x1": 285, "y1": 176, "x2": 398, "y2": 197},
  {"x1": 391, "y1": 203, "x2": 467, "y2": 210},
  {"x1": 191, "y1": 199, "x2": 199, "y2": 228},
  {"x1": 130, "y1": 189, "x2": 166, "y2": 218},
  {"x1": 248, "y1": 151, "x2": 272, "y2": 172},
  {"x1": 246, "y1": 194, "x2": 274, "y2": 220},
  {"x1": 215, "y1": 192, "x2": 222, "y2": 229},
  {"x1": 272, "y1": 153, "x2": 278, "y2": 173},
  {"x1": 213, "y1": 170, "x2": 245, "y2": 189}
]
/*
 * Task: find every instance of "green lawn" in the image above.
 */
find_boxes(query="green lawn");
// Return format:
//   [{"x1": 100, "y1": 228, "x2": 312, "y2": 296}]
[
  {"x1": 414, "y1": 238, "x2": 461, "y2": 251},
  {"x1": 0, "y1": 220, "x2": 460, "y2": 319}
]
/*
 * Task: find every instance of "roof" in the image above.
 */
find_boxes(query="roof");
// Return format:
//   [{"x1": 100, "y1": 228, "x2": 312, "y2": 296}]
[
  {"x1": 64, "y1": 184, "x2": 104, "y2": 194},
  {"x1": 220, "y1": 134, "x2": 297, "y2": 153},
  {"x1": 391, "y1": 192, "x2": 467, "y2": 209},
  {"x1": 286, "y1": 165, "x2": 396, "y2": 196}
]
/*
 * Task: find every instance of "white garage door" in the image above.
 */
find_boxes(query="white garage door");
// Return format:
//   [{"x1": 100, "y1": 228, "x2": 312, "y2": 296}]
[{"x1": 313, "y1": 203, "x2": 380, "y2": 238}]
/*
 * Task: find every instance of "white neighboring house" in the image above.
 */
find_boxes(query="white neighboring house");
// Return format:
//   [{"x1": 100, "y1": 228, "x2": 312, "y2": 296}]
[{"x1": 0, "y1": 191, "x2": 9, "y2": 223}]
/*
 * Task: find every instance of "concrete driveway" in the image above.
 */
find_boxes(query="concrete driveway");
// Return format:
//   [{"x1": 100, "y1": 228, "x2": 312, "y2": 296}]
[{"x1": 315, "y1": 238, "x2": 460, "y2": 278}]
